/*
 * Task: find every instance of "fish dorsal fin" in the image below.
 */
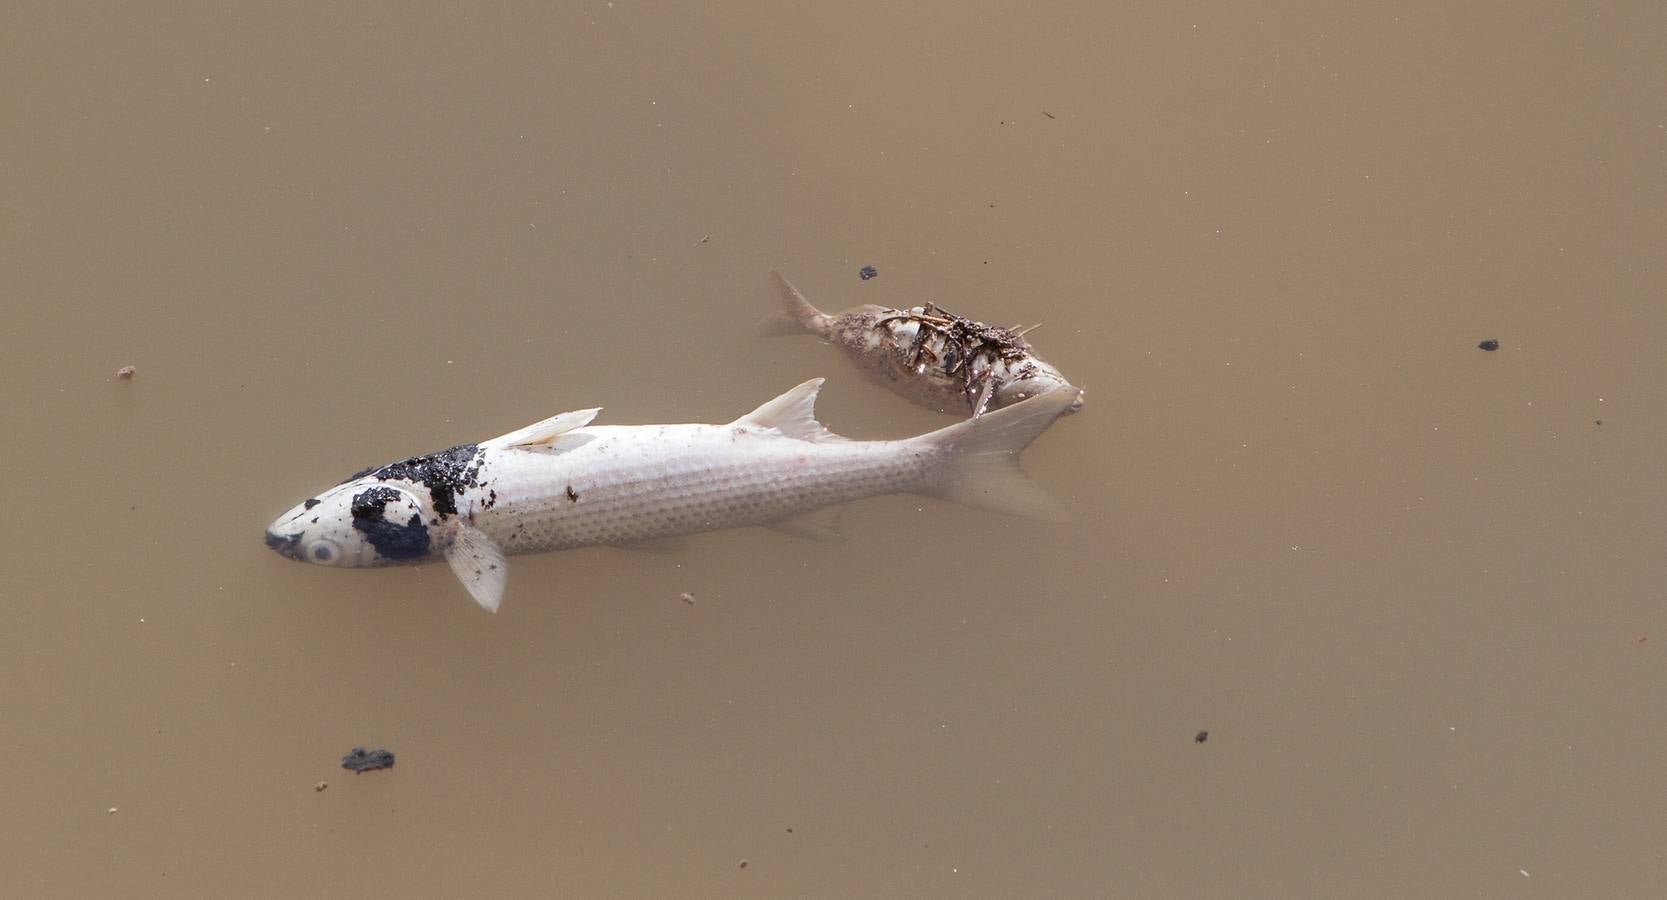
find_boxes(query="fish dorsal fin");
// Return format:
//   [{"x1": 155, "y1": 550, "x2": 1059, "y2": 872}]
[
  {"x1": 482, "y1": 408, "x2": 601, "y2": 451},
  {"x1": 733, "y1": 378, "x2": 846, "y2": 443}
]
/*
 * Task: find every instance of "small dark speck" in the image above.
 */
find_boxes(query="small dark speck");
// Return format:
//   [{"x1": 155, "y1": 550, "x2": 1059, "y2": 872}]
[
  {"x1": 1043, "y1": 110, "x2": 1056, "y2": 119},
  {"x1": 341, "y1": 747, "x2": 395, "y2": 773},
  {"x1": 1195, "y1": 730, "x2": 1209, "y2": 744},
  {"x1": 786, "y1": 827, "x2": 794, "y2": 833},
  {"x1": 1595, "y1": 419, "x2": 1603, "y2": 426},
  {"x1": 738, "y1": 860, "x2": 749, "y2": 870},
  {"x1": 303, "y1": 498, "x2": 322, "y2": 510},
  {"x1": 566, "y1": 485, "x2": 579, "y2": 502},
  {"x1": 859, "y1": 265, "x2": 878, "y2": 281},
  {"x1": 1477, "y1": 338, "x2": 1500, "y2": 351}
]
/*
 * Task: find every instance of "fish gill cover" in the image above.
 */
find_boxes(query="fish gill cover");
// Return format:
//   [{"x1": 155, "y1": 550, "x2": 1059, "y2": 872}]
[{"x1": 349, "y1": 486, "x2": 432, "y2": 560}]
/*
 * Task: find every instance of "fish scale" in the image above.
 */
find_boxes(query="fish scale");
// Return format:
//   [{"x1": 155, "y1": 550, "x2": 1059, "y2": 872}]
[{"x1": 469, "y1": 425, "x2": 933, "y2": 554}]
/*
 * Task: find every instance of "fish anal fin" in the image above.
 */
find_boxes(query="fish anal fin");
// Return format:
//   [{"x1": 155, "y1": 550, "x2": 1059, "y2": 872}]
[
  {"x1": 443, "y1": 523, "x2": 509, "y2": 612},
  {"x1": 770, "y1": 507, "x2": 843, "y2": 542},
  {"x1": 733, "y1": 378, "x2": 847, "y2": 443},
  {"x1": 609, "y1": 535, "x2": 693, "y2": 554}
]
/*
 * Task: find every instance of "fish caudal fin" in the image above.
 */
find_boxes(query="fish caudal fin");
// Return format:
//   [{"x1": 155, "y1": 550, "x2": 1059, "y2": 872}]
[
  {"x1": 765, "y1": 271, "x2": 836, "y2": 338},
  {"x1": 443, "y1": 522, "x2": 509, "y2": 612},
  {"x1": 916, "y1": 388, "x2": 1079, "y2": 522}
]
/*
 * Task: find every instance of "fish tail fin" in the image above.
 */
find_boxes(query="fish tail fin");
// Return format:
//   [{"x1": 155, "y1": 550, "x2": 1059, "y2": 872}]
[
  {"x1": 762, "y1": 271, "x2": 835, "y2": 338},
  {"x1": 915, "y1": 388, "x2": 1079, "y2": 522}
]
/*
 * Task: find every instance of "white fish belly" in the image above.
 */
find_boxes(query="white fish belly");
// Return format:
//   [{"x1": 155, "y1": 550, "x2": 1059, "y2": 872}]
[{"x1": 466, "y1": 424, "x2": 931, "y2": 554}]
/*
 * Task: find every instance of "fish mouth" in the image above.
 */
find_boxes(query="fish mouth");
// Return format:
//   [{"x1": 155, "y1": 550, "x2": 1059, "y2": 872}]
[{"x1": 265, "y1": 529, "x2": 303, "y2": 559}]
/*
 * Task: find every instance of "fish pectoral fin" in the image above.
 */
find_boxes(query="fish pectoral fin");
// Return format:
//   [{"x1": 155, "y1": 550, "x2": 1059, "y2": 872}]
[
  {"x1": 769, "y1": 507, "x2": 843, "y2": 542},
  {"x1": 482, "y1": 408, "x2": 602, "y2": 451},
  {"x1": 734, "y1": 378, "x2": 847, "y2": 443},
  {"x1": 970, "y1": 377, "x2": 999, "y2": 418},
  {"x1": 443, "y1": 523, "x2": 509, "y2": 612}
]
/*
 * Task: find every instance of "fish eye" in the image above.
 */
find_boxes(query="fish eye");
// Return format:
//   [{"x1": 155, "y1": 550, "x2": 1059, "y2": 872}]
[{"x1": 308, "y1": 541, "x2": 341, "y2": 565}]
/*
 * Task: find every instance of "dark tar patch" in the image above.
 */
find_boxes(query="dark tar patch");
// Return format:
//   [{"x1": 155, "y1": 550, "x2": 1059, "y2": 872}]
[
  {"x1": 364, "y1": 443, "x2": 483, "y2": 518},
  {"x1": 350, "y1": 486, "x2": 431, "y2": 560},
  {"x1": 341, "y1": 747, "x2": 395, "y2": 773}
]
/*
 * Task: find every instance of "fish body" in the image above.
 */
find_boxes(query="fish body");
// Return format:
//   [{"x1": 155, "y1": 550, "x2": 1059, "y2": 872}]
[
  {"x1": 771, "y1": 273, "x2": 1085, "y2": 417},
  {"x1": 265, "y1": 379, "x2": 1074, "y2": 612}
]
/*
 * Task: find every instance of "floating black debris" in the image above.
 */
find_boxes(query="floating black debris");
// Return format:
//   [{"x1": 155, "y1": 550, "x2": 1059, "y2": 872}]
[
  {"x1": 1477, "y1": 339, "x2": 1500, "y2": 351},
  {"x1": 341, "y1": 747, "x2": 396, "y2": 773},
  {"x1": 1194, "y1": 730, "x2": 1209, "y2": 744},
  {"x1": 859, "y1": 265, "x2": 878, "y2": 281}
]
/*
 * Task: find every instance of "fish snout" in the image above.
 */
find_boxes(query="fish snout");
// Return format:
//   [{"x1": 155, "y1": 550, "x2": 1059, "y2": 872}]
[{"x1": 265, "y1": 529, "x2": 304, "y2": 560}]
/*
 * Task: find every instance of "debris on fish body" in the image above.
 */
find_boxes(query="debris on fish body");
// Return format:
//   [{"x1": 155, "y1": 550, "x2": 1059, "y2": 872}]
[
  {"x1": 770, "y1": 272, "x2": 1084, "y2": 418},
  {"x1": 265, "y1": 379, "x2": 1075, "y2": 612}
]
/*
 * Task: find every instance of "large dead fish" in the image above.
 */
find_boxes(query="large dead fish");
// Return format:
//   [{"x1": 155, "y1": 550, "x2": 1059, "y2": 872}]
[
  {"x1": 265, "y1": 379, "x2": 1074, "y2": 612},
  {"x1": 771, "y1": 272, "x2": 1085, "y2": 417}
]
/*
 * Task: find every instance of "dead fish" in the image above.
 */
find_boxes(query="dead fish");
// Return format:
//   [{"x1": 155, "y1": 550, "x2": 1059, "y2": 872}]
[
  {"x1": 265, "y1": 379, "x2": 1075, "y2": 612},
  {"x1": 770, "y1": 272, "x2": 1084, "y2": 417}
]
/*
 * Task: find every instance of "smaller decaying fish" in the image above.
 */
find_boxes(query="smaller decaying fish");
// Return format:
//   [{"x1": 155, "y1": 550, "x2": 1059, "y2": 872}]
[{"x1": 771, "y1": 272, "x2": 1084, "y2": 418}]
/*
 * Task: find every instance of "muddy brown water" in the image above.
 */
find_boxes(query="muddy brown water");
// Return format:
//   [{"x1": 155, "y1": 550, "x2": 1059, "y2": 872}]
[{"x1": 4, "y1": 3, "x2": 1665, "y2": 897}]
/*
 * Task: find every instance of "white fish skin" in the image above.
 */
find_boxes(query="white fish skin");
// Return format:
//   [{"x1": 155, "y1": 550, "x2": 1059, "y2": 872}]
[{"x1": 265, "y1": 379, "x2": 1074, "y2": 612}]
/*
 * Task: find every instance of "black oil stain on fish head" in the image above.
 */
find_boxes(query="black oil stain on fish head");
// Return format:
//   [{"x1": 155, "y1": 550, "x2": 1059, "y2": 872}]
[
  {"x1": 361, "y1": 443, "x2": 483, "y2": 518},
  {"x1": 350, "y1": 485, "x2": 431, "y2": 561}
]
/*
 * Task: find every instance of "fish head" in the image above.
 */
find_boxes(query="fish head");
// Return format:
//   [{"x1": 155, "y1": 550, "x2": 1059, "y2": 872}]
[{"x1": 265, "y1": 477, "x2": 437, "y2": 568}]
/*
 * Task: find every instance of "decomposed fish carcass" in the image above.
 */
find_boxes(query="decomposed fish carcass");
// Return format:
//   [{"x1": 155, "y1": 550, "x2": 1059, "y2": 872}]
[{"x1": 770, "y1": 272, "x2": 1084, "y2": 418}]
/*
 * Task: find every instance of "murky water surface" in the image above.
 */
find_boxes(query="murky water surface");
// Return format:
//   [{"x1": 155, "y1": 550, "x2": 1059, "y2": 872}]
[{"x1": 4, "y1": 3, "x2": 1665, "y2": 896}]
